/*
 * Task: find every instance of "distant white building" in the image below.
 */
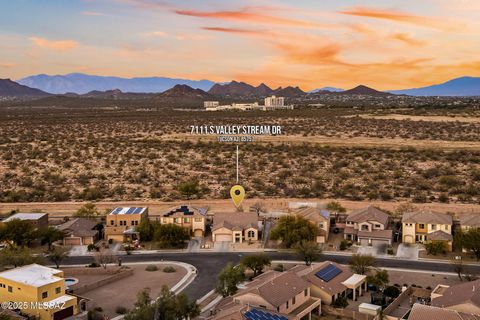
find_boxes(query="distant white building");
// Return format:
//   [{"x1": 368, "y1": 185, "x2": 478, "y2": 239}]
[{"x1": 204, "y1": 96, "x2": 293, "y2": 111}]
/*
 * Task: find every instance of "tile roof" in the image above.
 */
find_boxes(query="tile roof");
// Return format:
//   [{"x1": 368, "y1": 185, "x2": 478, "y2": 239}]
[
  {"x1": 235, "y1": 271, "x2": 309, "y2": 308},
  {"x1": 292, "y1": 261, "x2": 355, "y2": 296},
  {"x1": 409, "y1": 303, "x2": 480, "y2": 320},
  {"x1": 212, "y1": 212, "x2": 258, "y2": 232},
  {"x1": 402, "y1": 210, "x2": 453, "y2": 225},
  {"x1": 58, "y1": 218, "x2": 98, "y2": 237},
  {"x1": 346, "y1": 206, "x2": 389, "y2": 226},
  {"x1": 427, "y1": 230, "x2": 453, "y2": 241},
  {"x1": 357, "y1": 229, "x2": 393, "y2": 240},
  {"x1": 292, "y1": 207, "x2": 330, "y2": 223},
  {"x1": 459, "y1": 214, "x2": 480, "y2": 228},
  {"x1": 432, "y1": 279, "x2": 480, "y2": 309}
]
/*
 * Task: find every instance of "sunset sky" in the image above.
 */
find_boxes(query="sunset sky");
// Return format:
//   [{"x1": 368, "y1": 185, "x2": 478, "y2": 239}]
[{"x1": 1, "y1": 0, "x2": 480, "y2": 90}]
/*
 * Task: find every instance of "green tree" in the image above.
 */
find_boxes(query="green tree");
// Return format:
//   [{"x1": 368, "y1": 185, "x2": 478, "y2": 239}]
[
  {"x1": 425, "y1": 241, "x2": 447, "y2": 256},
  {"x1": 367, "y1": 270, "x2": 389, "y2": 291},
  {"x1": 124, "y1": 288, "x2": 155, "y2": 320},
  {"x1": 153, "y1": 224, "x2": 190, "y2": 248},
  {"x1": 176, "y1": 179, "x2": 201, "y2": 200},
  {"x1": 294, "y1": 241, "x2": 322, "y2": 266},
  {"x1": 349, "y1": 254, "x2": 375, "y2": 275},
  {"x1": 326, "y1": 201, "x2": 346, "y2": 213},
  {"x1": 40, "y1": 226, "x2": 64, "y2": 250},
  {"x1": 270, "y1": 216, "x2": 316, "y2": 248},
  {"x1": 46, "y1": 246, "x2": 70, "y2": 268},
  {"x1": 0, "y1": 245, "x2": 44, "y2": 268},
  {"x1": 74, "y1": 203, "x2": 99, "y2": 219},
  {"x1": 0, "y1": 219, "x2": 37, "y2": 246},
  {"x1": 241, "y1": 254, "x2": 271, "y2": 277},
  {"x1": 216, "y1": 263, "x2": 246, "y2": 297},
  {"x1": 461, "y1": 228, "x2": 480, "y2": 260},
  {"x1": 331, "y1": 296, "x2": 348, "y2": 308},
  {"x1": 136, "y1": 219, "x2": 155, "y2": 242}
]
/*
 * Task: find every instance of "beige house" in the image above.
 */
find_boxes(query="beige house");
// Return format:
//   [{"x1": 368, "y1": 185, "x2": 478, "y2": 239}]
[
  {"x1": 292, "y1": 207, "x2": 330, "y2": 243},
  {"x1": 105, "y1": 207, "x2": 148, "y2": 242},
  {"x1": 159, "y1": 205, "x2": 206, "y2": 237},
  {"x1": 2, "y1": 213, "x2": 49, "y2": 230},
  {"x1": 344, "y1": 206, "x2": 392, "y2": 246},
  {"x1": 58, "y1": 218, "x2": 99, "y2": 246},
  {"x1": 408, "y1": 303, "x2": 480, "y2": 320},
  {"x1": 291, "y1": 261, "x2": 367, "y2": 305},
  {"x1": 459, "y1": 214, "x2": 480, "y2": 232},
  {"x1": 431, "y1": 279, "x2": 480, "y2": 315},
  {"x1": 212, "y1": 212, "x2": 259, "y2": 243},
  {"x1": 402, "y1": 210, "x2": 453, "y2": 251},
  {"x1": 211, "y1": 270, "x2": 321, "y2": 320}
]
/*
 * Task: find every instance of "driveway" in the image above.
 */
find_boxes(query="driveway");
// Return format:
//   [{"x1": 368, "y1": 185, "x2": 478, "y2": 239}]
[
  {"x1": 68, "y1": 245, "x2": 88, "y2": 256},
  {"x1": 396, "y1": 243, "x2": 421, "y2": 260},
  {"x1": 214, "y1": 241, "x2": 231, "y2": 252},
  {"x1": 187, "y1": 237, "x2": 202, "y2": 253}
]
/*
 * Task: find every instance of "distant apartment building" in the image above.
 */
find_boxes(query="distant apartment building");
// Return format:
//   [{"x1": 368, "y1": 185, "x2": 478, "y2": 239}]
[
  {"x1": 0, "y1": 264, "x2": 80, "y2": 320},
  {"x1": 402, "y1": 210, "x2": 453, "y2": 251},
  {"x1": 344, "y1": 206, "x2": 393, "y2": 246},
  {"x1": 1, "y1": 213, "x2": 49, "y2": 230},
  {"x1": 159, "y1": 205, "x2": 206, "y2": 237},
  {"x1": 204, "y1": 96, "x2": 293, "y2": 111},
  {"x1": 105, "y1": 207, "x2": 148, "y2": 242}
]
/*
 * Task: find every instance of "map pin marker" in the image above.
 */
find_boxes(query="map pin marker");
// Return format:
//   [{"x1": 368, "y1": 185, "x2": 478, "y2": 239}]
[{"x1": 230, "y1": 185, "x2": 245, "y2": 208}]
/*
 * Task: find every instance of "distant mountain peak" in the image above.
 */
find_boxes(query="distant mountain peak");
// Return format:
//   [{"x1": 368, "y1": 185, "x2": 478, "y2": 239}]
[
  {"x1": 339, "y1": 85, "x2": 390, "y2": 96},
  {"x1": 389, "y1": 76, "x2": 480, "y2": 96},
  {"x1": 0, "y1": 78, "x2": 51, "y2": 98}
]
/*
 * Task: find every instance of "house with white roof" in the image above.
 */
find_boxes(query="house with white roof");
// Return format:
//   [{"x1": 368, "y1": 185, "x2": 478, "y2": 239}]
[
  {"x1": 1, "y1": 212, "x2": 49, "y2": 230},
  {"x1": 104, "y1": 207, "x2": 148, "y2": 242}
]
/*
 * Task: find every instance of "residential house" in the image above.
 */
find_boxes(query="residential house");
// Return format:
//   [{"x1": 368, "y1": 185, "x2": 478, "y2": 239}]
[
  {"x1": 431, "y1": 279, "x2": 480, "y2": 315},
  {"x1": 1, "y1": 213, "x2": 48, "y2": 230},
  {"x1": 408, "y1": 303, "x2": 480, "y2": 320},
  {"x1": 291, "y1": 261, "x2": 367, "y2": 305},
  {"x1": 343, "y1": 206, "x2": 392, "y2": 246},
  {"x1": 0, "y1": 264, "x2": 80, "y2": 320},
  {"x1": 402, "y1": 210, "x2": 453, "y2": 251},
  {"x1": 104, "y1": 207, "x2": 148, "y2": 242},
  {"x1": 159, "y1": 205, "x2": 206, "y2": 237},
  {"x1": 57, "y1": 218, "x2": 99, "y2": 246},
  {"x1": 459, "y1": 214, "x2": 480, "y2": 232},
  {"x1": 292, "y1": 207, "x2": 330, "y2": 243},
  {"x1": 212, "y1": 212, "x2": 259, "y2": 243},
  {"x1": 211, "y1": 270, "x2": 321, "y2": 320}
]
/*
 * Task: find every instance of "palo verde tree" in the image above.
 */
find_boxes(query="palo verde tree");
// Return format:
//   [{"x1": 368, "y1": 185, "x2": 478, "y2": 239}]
[{"x1": 241, "y1": 254, "x2": 271, "y2": 277}]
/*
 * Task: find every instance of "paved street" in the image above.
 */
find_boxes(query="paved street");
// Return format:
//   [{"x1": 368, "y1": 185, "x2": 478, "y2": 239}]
[{"x1": 62, "y1": 252, "x2": 480, "y2": 300}]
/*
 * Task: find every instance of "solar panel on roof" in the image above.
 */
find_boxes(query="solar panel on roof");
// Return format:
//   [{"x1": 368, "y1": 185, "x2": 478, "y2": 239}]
[
  {"x1": 315, "y1": 264, "x2": 342, "y2": 282},
  {"x1": 112, "y1": 207, "x2": 122, "y2": 214},
  {"x1": 244, "y1": 309, "x2": 287, "y2": 320},
  {"x1": 133, "y1": 207, "x2": 143, "y2": 214},
  {"x1": 126, "y1": 207, "x2": 136, "y2": 214}
]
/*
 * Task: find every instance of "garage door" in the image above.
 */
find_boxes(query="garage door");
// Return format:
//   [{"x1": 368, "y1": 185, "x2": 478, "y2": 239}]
[
  {"x1": 64, "y1": 237, "x2": 81, "y2": 246},
  {"x1": 360, "y1": 239, "x2": 369, "y2": 246},
  {"x1": 215, "y1": 234, "x2": 232, "y2": 242},
  {"x1": 53, "y1": 306, "x2": 73, "y2": 320},
  {"x1": 194, "y1": 229, "x2": 204, "y2": 237}
]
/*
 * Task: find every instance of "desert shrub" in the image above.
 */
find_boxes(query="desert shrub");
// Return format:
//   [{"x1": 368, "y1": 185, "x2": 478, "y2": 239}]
[
  {"x1": 145, "y1": 265, "x2": 158, "y2": 272},
  {"x1": 163, "y1": 266, "x2": 176, "y2": 273}
]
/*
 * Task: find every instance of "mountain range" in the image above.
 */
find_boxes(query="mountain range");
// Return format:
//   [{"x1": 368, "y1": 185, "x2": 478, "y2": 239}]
[
  {"x1": 18, "y1": 73, "x2": 215, "y2": 94},
  {"x1": 388, "y1": 77, "x2": 480, "y2": 96},
  {"x1": 3, "y1": 74, "x2": 480, "y2": 99}
]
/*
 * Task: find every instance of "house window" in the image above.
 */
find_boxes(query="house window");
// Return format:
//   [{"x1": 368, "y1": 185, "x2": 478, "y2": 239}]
[
  {"x1": 134, "y1": 220, "x2": 138, "y2": 225},
  {"x1": 292, "y1": 296, "x2": 296, "y2": 305},
  {"x1": 419, "y1": 224, "x2": 425, "y2": 229},
  {"x1": 174, "y1": 218, "x2": 179, "y2": 223},
  {"x1": 163, "y1": 218, "x2": 167, "y2": 223},
  {"x1": 42, "y1": 291, "x2": 48, "y2": 299},
  {"x1": 194, "y1": 218, "x2": 202, "y2": 222},
  {"x1": 184, "y1": 218, "x2": 189, "y2": 223},
  {"x1": 431, "y1": 224, "x2": 436, "y2": 230},
  {"x1": 55, "y1": 287, "x2": 61, "y2": 294},
  {"x1": 110, "y1": 220, "x2": 114, "y2": 225},
  {"x1": 286, "y1": 301, "x2": 289, "y2": 309},
  {"x1": 319, "y1": 223, "x2": 324, "y2": 228},
  {"x1": 131, "y1": 220, "x2": 135, "y2": 226},
  {"x1": 304, "y1": 289, "x2": 308, "y2": 296},
  {"x1": 8, "y1": 286, "x2": 12, "y2": 293},
  {"x1": 247, "y1": 230, "x2": 255, "y2": 238},
  {"x1": 375, "y1": 224, "x2": 381, "y2": 228},
  {"x1": 446, "y1": 225, "x2": 449, "y2": 230}
]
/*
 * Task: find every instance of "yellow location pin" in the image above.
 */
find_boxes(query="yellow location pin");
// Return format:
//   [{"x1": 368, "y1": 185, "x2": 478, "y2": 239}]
[{"x1": 230, "y1": 185, "x2": 245, "y2": 208}]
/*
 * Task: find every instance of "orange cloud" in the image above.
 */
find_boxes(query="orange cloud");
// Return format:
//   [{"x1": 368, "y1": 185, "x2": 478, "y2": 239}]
[
  {"x1": 0, "y1": 62, "x2": 15, "y2": 68},
  {"x1": 175, "y1": 9, "x2": 322, "y2": 28},
  {"x1": 391, "y1": 33, "x2": 426, "y2": 46},
  {"x1": 274, "y1": 42, "x2": 343, "y2": 65},
  {"x1": 339, "y1": 7, "x2": 449, "y2": 30},
  {"x1": 30, "y1": 37, "x2": 79, "y2": 50},
  {"x1": 202, "y1": 27, "x2": 268, "y2": 36}
]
